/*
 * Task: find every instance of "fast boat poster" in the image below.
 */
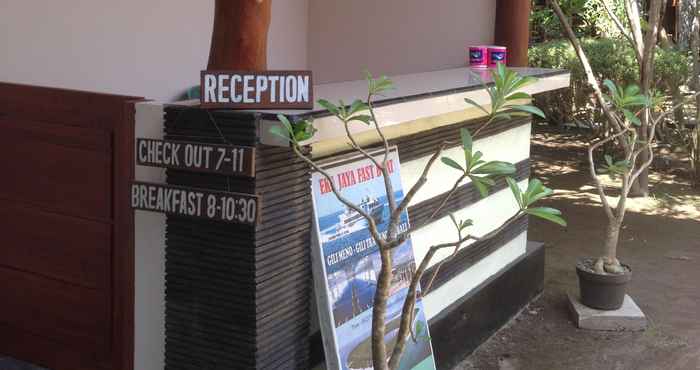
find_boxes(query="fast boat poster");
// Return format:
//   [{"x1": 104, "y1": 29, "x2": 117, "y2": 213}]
[{"x1": 310, "y1": 147, "x2": 437, "y2": 370}]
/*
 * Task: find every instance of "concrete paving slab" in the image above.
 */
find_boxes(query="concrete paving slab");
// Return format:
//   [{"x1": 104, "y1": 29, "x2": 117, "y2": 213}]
[{"x1": 567, "y1": 294, "x2": 647, "y2": 331}]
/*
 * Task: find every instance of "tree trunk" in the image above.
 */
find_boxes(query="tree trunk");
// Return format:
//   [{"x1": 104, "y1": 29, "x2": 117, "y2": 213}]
[
  {"x1": 207, "y1": 0, "x2": 272, "y2": 70},
  {"x1": 692, "y1": 0, "x2": 700, "y2": 187},
  {"x1": 371, "y1": 248, "x2": 393, "y2": 370},
  {"x1": 631, "y1": 0, "x2": 667, "y2": 198},
  {"x1": 694, "y1": 127, "x2": 700, "y2": 187},
  {"x1": 604, "y1": 219, "x2": 622, "y2": 262}
]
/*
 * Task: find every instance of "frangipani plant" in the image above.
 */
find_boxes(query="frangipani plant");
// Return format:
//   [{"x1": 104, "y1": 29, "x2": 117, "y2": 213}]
[
  {"x1": 272, "y1": 66, "x2": 564, "y2": 370},
  {"x1": 546, "y1": 0, "x2": 700, "y2": 311}
]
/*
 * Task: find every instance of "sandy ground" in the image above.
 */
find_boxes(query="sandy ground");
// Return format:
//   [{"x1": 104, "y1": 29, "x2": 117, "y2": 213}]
[{"x1": 456, "y1": 125, "x2": 700, "y2": 370}]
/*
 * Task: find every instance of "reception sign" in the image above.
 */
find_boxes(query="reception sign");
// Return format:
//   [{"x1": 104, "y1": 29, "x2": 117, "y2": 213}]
[
  {"x1": 200, "y1": 70, "x2": 313, "y2": 109},
  {"x1": 136, "y1": 139, "x2": 255, "y2": 177},
  {"x1": 131, "y1": 181, "x2": 259, "y2": 225},
  {"x1": 310, "y1": 148, "x2": 436, "y2": 370}
]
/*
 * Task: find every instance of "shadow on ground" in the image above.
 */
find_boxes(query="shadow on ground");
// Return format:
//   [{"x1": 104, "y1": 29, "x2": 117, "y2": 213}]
[
  {"x1": 0, "y1": 357, "x2": 48, "y2": 370},
  {"x1": 456, "y1": 125, "x2": 700, "y2": 370}
]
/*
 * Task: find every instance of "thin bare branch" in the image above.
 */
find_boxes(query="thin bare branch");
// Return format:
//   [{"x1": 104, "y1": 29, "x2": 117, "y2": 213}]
[
  {"x1": 292, "y1": 145, "x2": 385, "y2": 246},
  {"x1": 389, "y1": 210, "x2": 526, "y2": 369},
  {"x1": 427, "y1": 173, "x2": 468, "y2": 221},
  {"x1": 342, "y1": 119, "x2": 383, "y2": 169},
  {"x1": 390, "y1": 143, "x2": 448, "y2": 225},
  {"x1": 472, "y1": 116, "x2": 496, "y2": 138},
  {"x1": 365, "y1": 99, "x2": 399, "y2": 240},
  {"x1": 627, "y1": 92, "x2": 700, "y2": 187},
  {"x1": 587, "y1": 129, "x2": 631, "y2": 220},
  {"x1": 549, "y1": 0, "x2": 626, "y2": 137},
  {"x1": 367, "y1": 93, "x2": 391, "y2": 167},
  {"x1": 387, "y1": 232, "x2": 473, "y2": 370},
  {"x1": 625, "y1": 0, "x2": 645, "y2": 61}
]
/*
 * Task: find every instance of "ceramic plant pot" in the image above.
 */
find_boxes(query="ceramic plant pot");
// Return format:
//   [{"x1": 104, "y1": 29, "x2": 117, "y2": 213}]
[{"x1": 576, "y1": 259, "x2": 631, "y2": 310}]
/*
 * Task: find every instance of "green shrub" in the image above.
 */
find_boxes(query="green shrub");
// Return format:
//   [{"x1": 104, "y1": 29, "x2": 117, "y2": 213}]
[
  {"x1": 530, "y1": 0, "x2": 626, "y2": 42},
  {"x1": 529, "y1": 38, "x2": 692, "y2": 125},
  {"x1": 655, "y1": 47, "x2": 692, "y2": 92}
]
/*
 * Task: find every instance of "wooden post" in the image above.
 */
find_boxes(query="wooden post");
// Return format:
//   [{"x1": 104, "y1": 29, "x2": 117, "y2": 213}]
[
  {"x1": 207, "y1": 0, "x2": 272, "y2": 70},
  {"x1": 495, "y1": 0, "x2": 532, "y2": 67}
]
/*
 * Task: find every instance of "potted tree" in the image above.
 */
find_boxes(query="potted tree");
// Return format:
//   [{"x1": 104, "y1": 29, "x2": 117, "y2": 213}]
[
  {"x1": 273, "y1": 65, "x2": 566, "y2": 369},
  {"x1": 549, "y1": 0, "x2": 694, "y2": 310}
]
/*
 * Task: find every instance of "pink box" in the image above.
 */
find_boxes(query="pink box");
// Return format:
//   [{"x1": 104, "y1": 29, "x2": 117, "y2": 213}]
[
  {"x1": 469, "y1": 46, "x2": 489, "y2": 69},
  {"x1": 488, "y1": 46, "x2": 507, "y2": 67}
]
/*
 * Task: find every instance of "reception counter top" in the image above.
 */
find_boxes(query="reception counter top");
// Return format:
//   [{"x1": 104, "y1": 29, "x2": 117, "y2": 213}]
[
  {"x1": 255, "y1": 66, "x2": 567, "y2": 119},
  {"x1": 249, "y1": 67, "x2": 570, "y2": 155}
]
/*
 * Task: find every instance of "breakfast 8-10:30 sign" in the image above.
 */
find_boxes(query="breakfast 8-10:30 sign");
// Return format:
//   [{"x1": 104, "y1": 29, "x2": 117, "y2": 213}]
[{"x1": 200, "y1": 70, "x2": 313, "y2": 109}]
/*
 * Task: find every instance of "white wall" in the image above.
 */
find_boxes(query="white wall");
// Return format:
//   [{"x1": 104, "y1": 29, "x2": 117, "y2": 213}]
[
  {"x1": 133, "y1": 102, "x2": 167, "y2": 370},
  {"x1": 308, "y1": 0, "x2": 497, "y2": 83},
  {"x1": 0, "y1": 0, "x2": 308, "y2": 102},
  {"x1": 1, "y1": 1, "x2": 495, "y2": 99},
  {"x1": 402, "y1": 124, "x2": 532, "y2": 319}
]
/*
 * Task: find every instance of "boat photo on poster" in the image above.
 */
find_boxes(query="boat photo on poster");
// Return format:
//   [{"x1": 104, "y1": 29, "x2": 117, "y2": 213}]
[{"x1": 310, "y1": 147, "x2": 436, "y2": 370}]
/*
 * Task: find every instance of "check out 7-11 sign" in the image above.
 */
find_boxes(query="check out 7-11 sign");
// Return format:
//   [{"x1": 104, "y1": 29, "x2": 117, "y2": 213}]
[{"x1": 136, "y1": 139, "x2": 255, "y2": 177}]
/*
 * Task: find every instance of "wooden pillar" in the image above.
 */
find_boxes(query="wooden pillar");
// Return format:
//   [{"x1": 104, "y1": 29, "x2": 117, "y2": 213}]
[
  {"x1": 207, "y1": 0, "x2": 272, "y2": 70},
  {"x1": 494, "y1": 0, "x2": 532, "y2": 67}
]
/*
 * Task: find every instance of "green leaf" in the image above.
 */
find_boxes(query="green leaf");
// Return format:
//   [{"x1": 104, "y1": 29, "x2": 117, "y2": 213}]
[
  {"x1": 464, "y1": 97, "x2": 491, "y2": 116},
  {"x1": 460, "y1": 128, "x2": 473, "y2": 152},
  {"x1": 525, "y1": 207, "x2": 567, "y2": 227},
  {"x1": 348, "y1": 99, "x2": 368, "y2": 115},
  {"x1": 369, "y1": 75, "x2": 394, "y2": 95},
  {"x1": 511, "y1": 76, "x2": 538, "y2": 91},
  {"x1": 441, "y1": 157, "x2": 465, "y2": 172},
  {"x1": 622, "y1": 95, "x2": 648, "y2": 108},
  {"x1": 460, "y1": 219, "x2": 474, "y2": 230},
  {"x1": 509, "y1": 105, "x2": 546, "y2": 119},
  {"x1": 471, "y1": 176, "x2": 490, "y2": 198},
  {"x1": 493, "y1": 112, "x2": 512, "y2": 121},
  {"x1": 497, "y1": 62, "x2": 507, "y2": 85},
  {"x1": 622, "y1": 109, "x2": 641, "y2": 125},
  {"x1": 527, "y1": 186, "x2": 553, "y2": 206},
  {"x1": 317, "y1": 99, "x2": 339, "y2": 115},
  {"x1": 526, "y1": 179, "x2": 543, "y2": 194},
  {"x1": 292, "y1": 119, "x2": 316, "y2": 142},
  {"x1": 505, "y1": 92, "x2": 532, "y2": 101},
  {"x1": 468, "y1": 151, "x2": 484, "y2": 170},
  {"x1": 603, "y1": 79, "x2": 619, "y2": 99},
  {"x1": 449, "y1": 213, "x2": 459, "y2": 229},
  {"x1": 276, "y1": 114, "x2": 294, "y2": 134},
  {"x1": 615, "y1": 160, "x2": 631, "y2": 169},
  {"x1": 624, "y1": 84, "x2": 640, "y2": 97},
  {"x1": 472, "y1": 161, "x2": 516, "y2": 175},
  {"x1": 349, "y1": 114, "x2": 373, "y2": 125},
  {"x1": 269, "y1": 125, "x2": 291, "y2": 143},
  {"x1": 470, "y1": 174, "x2": 495, "y2": 186},
  {"x1": 506, "y1": 177, "x2": 523, "y2": 209}
]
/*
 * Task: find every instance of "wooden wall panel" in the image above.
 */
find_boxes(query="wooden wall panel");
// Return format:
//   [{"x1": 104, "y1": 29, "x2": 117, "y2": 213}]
[
  {"x1": 0, "y1": 202, "x2": 111, "y2": 289},
  {"x1": 0, "y1": 82, "x2": 142, "y2": 370},
  {"x1": 0, "y1": 119, "x2": 112, "y2": 220},
  {"x1": 0, "y1": 267, "x2": 109, "y2": 354}
]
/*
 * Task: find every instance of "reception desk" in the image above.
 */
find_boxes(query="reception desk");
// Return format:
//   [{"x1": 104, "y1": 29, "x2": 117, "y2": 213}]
[{"x1": 133, "y1": 67, "x2": 569, "y2": 370}]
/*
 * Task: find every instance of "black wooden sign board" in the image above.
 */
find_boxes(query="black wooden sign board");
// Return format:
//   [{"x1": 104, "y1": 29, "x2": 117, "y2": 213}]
[
  {"x1": 131, "y1": 181, "x2": 259, "y2": 225},
  {"x1": 200, "y1": 70, "x2": 314, "y2": 109},
  {"x1": 136, "y1": 138, "x2": 255, "y2": 177}
]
